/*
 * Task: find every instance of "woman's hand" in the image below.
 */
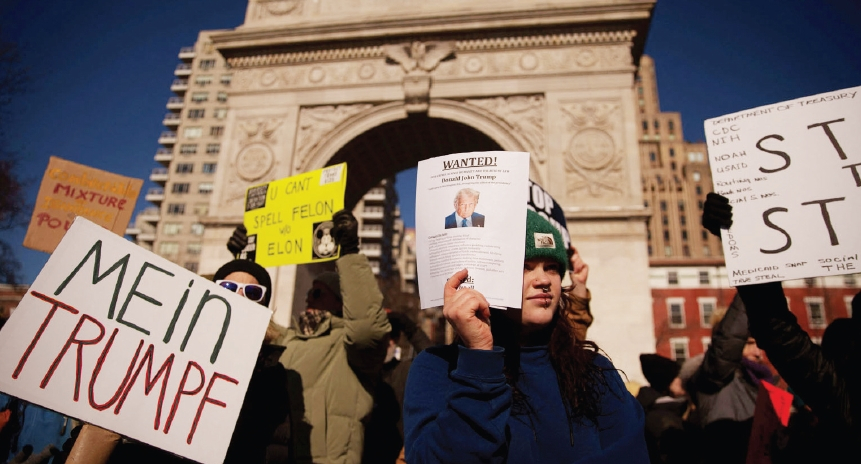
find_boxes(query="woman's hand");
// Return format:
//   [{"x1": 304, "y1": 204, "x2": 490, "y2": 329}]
[{"x1": 443, "y1": 269, "x2": 493, "y2": 350}]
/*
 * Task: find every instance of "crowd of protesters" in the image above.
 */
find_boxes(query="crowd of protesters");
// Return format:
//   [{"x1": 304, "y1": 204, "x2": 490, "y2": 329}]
[{"x1": 1, "y1": 191, "x2": 859, "y2": 464}]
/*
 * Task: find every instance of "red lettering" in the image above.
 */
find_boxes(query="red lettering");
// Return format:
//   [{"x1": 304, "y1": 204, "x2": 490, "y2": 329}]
[
  {"x1": 163, "y1": 361, "x2": 205, "y2": 435},
  {"x1": 41, "y1": 314, "x2": 105, "y2": 401},
  {"x1": 114, "y1": 345, "x2": 174, "y2": 430},
  {"x1": 88, "y1": 330, "x2": 144, "y2": 411},
  {"x1": 187, "y1": 373, "x2": 238, "y2": 444},
  {"x1": 106, "y1": 197, "x2": 118, "y2": 208},
  {"x1": 13, "y1": 291, "x2": 79, "y2": 379}
]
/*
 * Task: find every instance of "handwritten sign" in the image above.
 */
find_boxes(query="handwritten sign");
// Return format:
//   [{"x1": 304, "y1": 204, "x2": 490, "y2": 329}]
[
  {"x1": 705, "y1": 86, "x2": 861, "y2": 286},
  {"x1": 0, "y1": 218, "x2": 271, "y2": 464},
  {"x1": 23, "y1": 156, "x2": 142, "y2": 254},
  {"x1": 244, "y1": 164, "x2": 347, "y2": 268}
]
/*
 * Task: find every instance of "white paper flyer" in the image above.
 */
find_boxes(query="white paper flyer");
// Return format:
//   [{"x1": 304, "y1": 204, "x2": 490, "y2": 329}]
[
  {"x1": 705, "y1": 86, "x2": 860, "y2": 286},
  {"x1": 415, "y1": 151, "x2": 530, "y2": 309}
]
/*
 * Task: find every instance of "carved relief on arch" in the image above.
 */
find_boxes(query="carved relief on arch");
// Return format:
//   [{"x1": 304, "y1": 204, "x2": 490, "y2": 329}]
[
  {"x1": 293, "y1": 104, "x2": 374, "y2": 173},
  {"x1": 253, "y1": 0, "x2": 303, "y2": 18},
  {"x1": 561, "y1": 101, "x2": 626, "y2": 198},
  {"x1": 463, "y1": 95, "x2": 546, "y2": 163},
  {"x1": 222, "y1": 116, "x2": 285, "y2": 210}
]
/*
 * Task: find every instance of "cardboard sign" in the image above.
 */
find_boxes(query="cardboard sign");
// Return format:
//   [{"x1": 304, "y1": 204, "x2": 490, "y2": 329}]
[
  {"x1": 23, "y1": 156, "x2": 143, "y2": 254},
  {"x1": 705, "y1": 86, "x2": 861, "y2": 286},
  {"x1": 244, "y1": 163, "x2": 347, "y2": 268},
  {"x1": 0, "y1": 218, "x2": 272, "y2": 464},
  {"x1": 746, "y1": 381, "x2": 794, "y2": 464}
]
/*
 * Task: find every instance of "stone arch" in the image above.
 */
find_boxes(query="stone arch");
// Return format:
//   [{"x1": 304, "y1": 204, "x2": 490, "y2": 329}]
[{"x1": 301, "y1": 99, "x2": 545, "y2": 207}]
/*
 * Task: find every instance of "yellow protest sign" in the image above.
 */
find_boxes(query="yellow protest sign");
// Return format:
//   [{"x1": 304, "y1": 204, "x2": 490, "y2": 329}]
[{"x1": 244, "y1": 163, "x2": 347, "y2": 267}]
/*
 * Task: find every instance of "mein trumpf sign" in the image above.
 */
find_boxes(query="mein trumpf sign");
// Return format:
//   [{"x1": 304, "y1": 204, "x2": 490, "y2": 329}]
[
  {"x1": 0, "y1": 218, "x2": 272, "y2": 464},
  {"x1": 244, "y1": 164, "x2": 347, "y2": 268},
  {"x1": 705, "y1": 86, "x2": 861, "y2": 286}
]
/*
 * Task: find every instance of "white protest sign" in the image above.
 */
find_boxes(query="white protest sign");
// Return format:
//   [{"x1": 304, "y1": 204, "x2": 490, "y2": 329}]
[
  {"x1": 705, "y1": 86, "x2": 861, "y2": 286},
  {"x1": 416, "y1": 151, "x2": 530, "y2": 309},
  {"x1": 0, "y1": 217, "x2": 271, "y2": 464}
]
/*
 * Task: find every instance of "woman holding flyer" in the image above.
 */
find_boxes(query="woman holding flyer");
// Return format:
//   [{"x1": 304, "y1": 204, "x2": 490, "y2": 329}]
[{"x1": 403, "y1": 210, "x2": 648, "y2": 463}]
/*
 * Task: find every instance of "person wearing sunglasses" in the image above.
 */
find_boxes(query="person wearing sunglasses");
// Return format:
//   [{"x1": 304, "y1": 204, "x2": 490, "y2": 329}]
[
  {"x1": 213, "y1": 259, "x2": 272, "y2": 307},
  {"x1": 230, "y1": 210, "x2": 390, "y2": 464}
]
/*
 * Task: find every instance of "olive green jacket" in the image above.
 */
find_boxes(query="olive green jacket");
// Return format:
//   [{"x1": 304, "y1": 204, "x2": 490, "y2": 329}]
[{"x1": 273, "y1": 253, "x2": 390, "y2": 464}]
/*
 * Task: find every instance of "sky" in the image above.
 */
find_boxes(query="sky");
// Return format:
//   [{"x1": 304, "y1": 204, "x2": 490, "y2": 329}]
[{"x1": 1, "y1": 0, "x2": 859, "y2": 285}]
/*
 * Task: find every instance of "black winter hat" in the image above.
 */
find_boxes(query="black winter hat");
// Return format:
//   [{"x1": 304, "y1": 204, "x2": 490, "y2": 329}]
[
  {"x1": 639, "y1": 353, "x2": 680, "y2": 394},
  {"x1": 213, "y1": 259, "x2": 272, "y2": 307}
]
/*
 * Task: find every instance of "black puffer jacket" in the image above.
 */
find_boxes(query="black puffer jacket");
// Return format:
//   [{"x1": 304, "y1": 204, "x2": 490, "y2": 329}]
[{"x1": 737, "y1": 282, "x2": 860, "y2": 460}]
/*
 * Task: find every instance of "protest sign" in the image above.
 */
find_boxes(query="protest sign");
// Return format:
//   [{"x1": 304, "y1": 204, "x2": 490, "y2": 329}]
[
  {"x1": 416, "y1": 151, "x2": 530, "y2": 309},
  {"x1": 23, "y1": 156, "x2": 143, "y2": 254},
  {"x1": 0, "y1": 218, "x2": 271, "y2": 464},
  {"x1": 705, "y1": 86, "x2": 861, "y2": 286},
  {"x1": 244, "y1": 163, "x2": 347, "y2": 268}
]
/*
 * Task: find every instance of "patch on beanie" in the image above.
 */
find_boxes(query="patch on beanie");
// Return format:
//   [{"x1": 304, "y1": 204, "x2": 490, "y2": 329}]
[{"x1": 534, "y1": 232, "x2": 556, "y2": 249}]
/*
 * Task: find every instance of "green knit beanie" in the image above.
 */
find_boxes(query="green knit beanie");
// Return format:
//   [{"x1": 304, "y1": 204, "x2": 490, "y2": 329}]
[{"x1": 524, "y1": 209, "x2": 568, "y2": 275}]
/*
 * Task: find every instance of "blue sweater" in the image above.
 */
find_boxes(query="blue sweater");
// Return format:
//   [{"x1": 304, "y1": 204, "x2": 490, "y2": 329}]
[{"x1": 404, "y1": 344, "x2": 648, "y2": 464}]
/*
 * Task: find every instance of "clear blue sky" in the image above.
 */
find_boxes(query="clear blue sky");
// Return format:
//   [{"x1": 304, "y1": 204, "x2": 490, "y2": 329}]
[{"x1": 2, "y1": 0, "x2": 859, "y2": 285}]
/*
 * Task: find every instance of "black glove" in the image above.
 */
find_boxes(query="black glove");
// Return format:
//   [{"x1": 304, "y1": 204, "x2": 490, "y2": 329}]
[
  {"x1": 227, "y1": 225, "x2": 248, "y2": 258},
  {"x1": 702, "y1": 192, "x2": 733, "y2": 238},
  {"x1": 332, "y1": 209, "x2": 360, "y2": 256}
]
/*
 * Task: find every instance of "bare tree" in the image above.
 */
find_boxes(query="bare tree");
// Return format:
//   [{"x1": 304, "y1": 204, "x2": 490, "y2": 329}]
[{"x1": 0, "y1": 30, "x2": 30, "y2": 284}]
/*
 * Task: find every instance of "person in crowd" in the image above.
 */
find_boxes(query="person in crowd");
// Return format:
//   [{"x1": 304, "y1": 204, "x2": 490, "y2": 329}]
[
  {"x1": 259, "y1": 210, "x2": 391, "y2": 464},
  {"x1": 565, "y1": 245, "x2": 592, "y2": 340},
  {"x1": 0, "y1": 395, "x2": 70, "y2": 464},
  {"x1": 444, "y1": 188, "x2": 485, "y2": 228},
  {"x1": 686, "y1": 293, "x2": 773, "y2": 464},
  {"x1": 637, "y1": 354, "x2": 695, "y2": 464},
  {"x1": 702, "y1": 192, "x2": 861, "y2": 459},
  {"x1": 362, "y1": 310, "x2": 434, "y2": 464},
  {"x1": 404, "y1": 210, "x2": 648, "y2": 463}
]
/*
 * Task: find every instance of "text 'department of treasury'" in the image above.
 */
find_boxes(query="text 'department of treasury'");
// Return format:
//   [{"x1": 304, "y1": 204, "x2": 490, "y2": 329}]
[{"x1": 705, "y1": 86, "x2": 860, "y2": 286}]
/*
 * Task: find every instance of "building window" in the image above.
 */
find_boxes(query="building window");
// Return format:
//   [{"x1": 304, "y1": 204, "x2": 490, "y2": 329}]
[
  {"x1": 220, "y1": 74, "x2": 232, "y2": 85},
  {"x1": 647, "y1": 245, "x2": 653, "y2": 256},
  {"x1": 217, "y1": 92, "x2": 228, "y2": 103},
  {"x1": 698, "y1": 200, "x2": 704, "y2": 210},
  {"x1": 188, "y1": 109, "x2": 205, "y2": 119},
  {"x1": 695, "y1": 185, "x2": 703, "y2": 195},
  {"x1": 668, "y1": 121, "x2": 675, "y2": 132},
  {"x1": 680, "y1": 215, "x2": 687, "y2": 226},
  {"x1": 703, "y1": 245, "x2": 711, "y2": 256},
  {"x1": 701, "y1": 336, "x2": 712, "y2": 351},
  {"x1": 183, "y1": 127, "x2": 202, "y2": 139},
  {"x1": 214, "y1": 108, "x2": 228, "y2": 119},
  {"x1": 654, "y1": 119, "x2": 660, "y2": 129},
  {"x1": 171, "y1": 183, "x2": 190, "y2": 194},
  {"x1": 698, "y1": 298, "x2": 716, "y2": 327},
  {"x1": 670, "y1": 161, "x2": 677, "y2": 170},
  {"x1": 669, "y1": 148, "x2": 675, "y2": 158},
  {"x1": 198, "y1": 182, "x2": 214, "y2": 194},
  {"x1": 175, "y1": 163, "x2": 194, "y2": 174},
  {"x1": 191, "y1": 92, "x2": 209, "y2": 103},
  {"x1": 663, "y1": 230, "x2": 670, "y2": 241},
  {"x1": 692, "y1": 171, "x2": 702, "y2": 182},
  {"x1": 664, "y1": 245, "x2": 673, "y2": 256},
  {"x1": 660, "y1": 201, "x2": 667, "y2": 211},
  {"x1": 805, "y1": 297, "x2": 827, "y2": 328},
  {"x1": 166, "y1": 203, "x2": 185, "y2": 215},
  {"x1": 202, "y1": 163, "x2": 217, "y2": 174},
  {"x1": 699, "y1": 271, "x2": 710, "y2": 284},
  {"x1": 193, "y1": 203, "x2": 209, "y2": 216},
  {"x1": 190, "y1": 223, "x2": 205, "y2": 236},
  {"x1": 206, "y1": 143, "x2": 221, "y2": 154},
  {"x1": 642, "y1": 120, "x2": 648, "y2": 131},
  {"x1": 649, "y1": 152, "x2": 656, "y2": 162},
  {"x1": 662, "y1": 215, "x2": 669, "y2": 226},
  {"x1": 668, "y1": 271, "x2": 679, "y2": 285},
  {"x1": 678, "y1": 201, "x2": 685, "y2": 212},
  {"x1": 199, "y1": 59, "x2": 216, "y2": 70},
  {"x1": 210, "y1": 126, "x2": 224, "y2": 137},
  {"x1": 162, "y1": 223, "x2": 182, "y2": 235},
  {"x1": 184, "y1": 262, "x2": 199, "y2": 273},
  {"x1": 194, "y1": 75, "x2": 212, "y2": 86},
  {"x1": 187, "y1": 243, "x2": 202, "y2": 255},
  {"x1": 669, "y1": 337, "x2": 689, "y2": 362},
  {"x1": 179, "y1": 144, "x2": 197, "y2": 154},
  {"x1": 159, "y1": 242, "x2": 179, "y2": 256},
  {"x1": 844, "y1": 274, "x2": 857, "y2": 286},
  {"x1": 681, "y1": 230, "x2": 688, "y2": 241},
  {"x1": 682, "y1": 245, "x2": 690, "y2": 256}
]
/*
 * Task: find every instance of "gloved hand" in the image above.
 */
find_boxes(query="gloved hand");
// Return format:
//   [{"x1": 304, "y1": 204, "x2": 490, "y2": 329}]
[
  {"x1": 227, "y1": 225, "x2": 248, "y2": 258},
  {"x1": 701, "y1": 192, "x2": 733, "y2": 239},
  {"x1": 332, "y1": 209, "x2": 360, "y2": 256}
]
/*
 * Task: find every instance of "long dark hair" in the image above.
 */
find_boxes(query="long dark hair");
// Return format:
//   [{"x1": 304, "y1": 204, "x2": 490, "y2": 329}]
[{"x1": 487, "y1": 286, "x2": 611, "y2": 441}]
